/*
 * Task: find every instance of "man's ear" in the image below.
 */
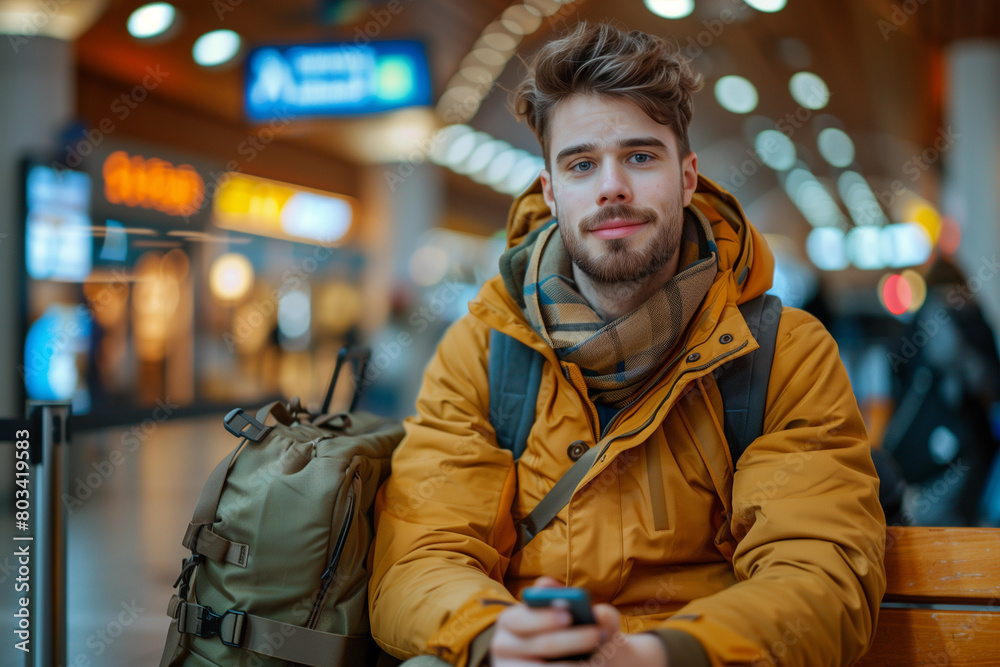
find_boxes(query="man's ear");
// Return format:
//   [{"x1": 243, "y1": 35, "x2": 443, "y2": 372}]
[
  {"x1": 681, "y1": 152, "x2": 698, "y2": 207},
  {"x1": 540, "y1": 168, "x2": 557, "y2": 217}
]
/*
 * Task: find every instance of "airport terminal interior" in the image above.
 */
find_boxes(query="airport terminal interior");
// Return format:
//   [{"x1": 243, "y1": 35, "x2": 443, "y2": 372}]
[{"x1": 1, "y1": 0, "x2": 1000, "y2": 664}]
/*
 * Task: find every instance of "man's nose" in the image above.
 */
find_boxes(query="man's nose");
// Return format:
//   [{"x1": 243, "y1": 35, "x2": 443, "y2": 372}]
[{"x1": 596, "y1": 163, "x2": 632, "y2": 204}]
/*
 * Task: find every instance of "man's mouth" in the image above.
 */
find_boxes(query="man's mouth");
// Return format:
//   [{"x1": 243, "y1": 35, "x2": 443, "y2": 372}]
[{"x1": 590, "y1": 219, "x2": 647, "y2": 240}]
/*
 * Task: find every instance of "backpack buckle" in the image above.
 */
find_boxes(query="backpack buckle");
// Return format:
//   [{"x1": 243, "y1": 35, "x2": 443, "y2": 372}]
[
  {"x1": 188, "y1": 604, "x2": 247, "y2": 647},
  {"x1": 224, "y1": 409, "x2": 271, "y2": 442}
]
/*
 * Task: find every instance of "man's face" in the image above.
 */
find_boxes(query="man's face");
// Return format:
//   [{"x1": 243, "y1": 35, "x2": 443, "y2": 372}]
[{"x1": 539, "y1": 94, "x2": 698, "y2": 285}]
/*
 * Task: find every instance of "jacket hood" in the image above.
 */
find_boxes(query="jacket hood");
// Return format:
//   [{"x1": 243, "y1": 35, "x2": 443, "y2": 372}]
[{"x1": 502, "y1": 173, "x2": 774, "y2": 306}]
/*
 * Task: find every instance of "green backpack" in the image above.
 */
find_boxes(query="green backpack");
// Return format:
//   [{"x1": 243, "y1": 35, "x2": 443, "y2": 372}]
[{"x1": 160, "y1": 350, "x2": 404, "y2": 667}]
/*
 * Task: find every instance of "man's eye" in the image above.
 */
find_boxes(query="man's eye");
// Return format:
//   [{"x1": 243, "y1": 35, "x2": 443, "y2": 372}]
[
  {"x1": 572, "y1": 161, "x2": 594, "y2": 172},
  {"x1": 631, "y1": 153, "x2": 652, "y2": 164}
]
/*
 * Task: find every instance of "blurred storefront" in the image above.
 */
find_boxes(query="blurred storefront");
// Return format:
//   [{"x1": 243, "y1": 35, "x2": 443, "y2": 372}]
[{"x1": 20, "y1": 139, "x2": 371, "y2": 422}]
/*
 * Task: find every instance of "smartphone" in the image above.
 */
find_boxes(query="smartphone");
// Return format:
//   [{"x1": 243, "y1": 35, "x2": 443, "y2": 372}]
[{"x1": 522, "y1": 586, "x2": 598, "y2": 625}]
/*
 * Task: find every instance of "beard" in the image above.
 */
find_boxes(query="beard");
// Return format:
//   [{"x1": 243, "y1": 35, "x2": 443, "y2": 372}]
[{"x1": 560, "y1": 203, "x2": 685, "y2": 285}]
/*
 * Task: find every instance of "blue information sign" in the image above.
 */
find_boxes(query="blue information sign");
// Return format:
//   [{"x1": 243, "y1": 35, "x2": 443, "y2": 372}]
[{"x1": 245, "y1": 39, "x2": 432, "y2": 122}]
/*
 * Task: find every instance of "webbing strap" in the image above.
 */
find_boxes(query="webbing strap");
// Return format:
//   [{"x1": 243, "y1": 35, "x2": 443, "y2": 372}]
[
  {"x1": 717, "y1": 294, "x2": 782, "y2": 466},
  {"x1": 512, "y1": 442, "x2": 604, "y2": 553},
  {"x1": 488, "y1": 329, "x2": 546, "y2": 459},
  {"x1": 167, "y1": 598, "x2": 368, "y2": 666},
  {"x1": 182, "y1": 523, "x2": 249, "y2": 567}
]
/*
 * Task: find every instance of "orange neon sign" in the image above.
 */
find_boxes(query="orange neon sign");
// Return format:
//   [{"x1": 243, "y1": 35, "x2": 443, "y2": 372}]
[{"x1": 102, "y1": 150, "x2": 205, "y2": 217}]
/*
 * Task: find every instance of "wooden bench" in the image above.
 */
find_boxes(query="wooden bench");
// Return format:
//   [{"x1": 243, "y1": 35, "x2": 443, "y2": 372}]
[{"x1": 855, "y1": 526, "x2": 1000, "y2": 666}]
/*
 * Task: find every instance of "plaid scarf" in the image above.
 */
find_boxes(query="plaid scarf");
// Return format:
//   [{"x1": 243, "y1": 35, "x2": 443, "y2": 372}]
[{"x1": 501, "y1": 207, "x2": 718, "y2": 408}]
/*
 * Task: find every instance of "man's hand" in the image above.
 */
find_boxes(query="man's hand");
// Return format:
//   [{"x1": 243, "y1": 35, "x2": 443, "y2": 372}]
[{"x1": 490, "y1": 577, "x2": 668, "y2": 666}]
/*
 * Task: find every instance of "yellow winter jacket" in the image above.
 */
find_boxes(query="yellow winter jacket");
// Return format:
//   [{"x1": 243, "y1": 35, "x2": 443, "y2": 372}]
[{"x1": 369, "y1": 174, "x2": 886, "y2": 667}]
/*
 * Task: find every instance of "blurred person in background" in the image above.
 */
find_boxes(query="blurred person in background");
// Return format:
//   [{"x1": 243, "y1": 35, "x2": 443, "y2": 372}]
[
  {"x1": 882, "y1": 256, "x2": 1000, "y2": 526},
  {"x1": 369, "y1": 22, "x2": 885, "y2": 667}
]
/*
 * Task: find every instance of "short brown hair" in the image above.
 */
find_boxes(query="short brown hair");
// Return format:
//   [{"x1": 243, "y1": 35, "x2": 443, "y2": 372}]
[{"x1": 513, "y1": 22, "x2": 703, "y2": 165}]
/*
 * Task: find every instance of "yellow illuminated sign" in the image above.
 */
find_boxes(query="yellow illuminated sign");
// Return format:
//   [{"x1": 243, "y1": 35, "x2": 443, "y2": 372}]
[
  {"x1": 213, "y1": 173, "x2": 355, "y2": 245},
  {"x1": 102, "y1": 150, "x2": 205, "y2": 217}
]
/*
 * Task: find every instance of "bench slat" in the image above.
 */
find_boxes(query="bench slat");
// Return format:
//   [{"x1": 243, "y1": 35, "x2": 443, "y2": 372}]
[
  {"x1": 856, "y1": 607, "x2": 1000, "y2": 666},
  {"x1": 883, "y1": 526, "x2": 1000, "y2": 604}
]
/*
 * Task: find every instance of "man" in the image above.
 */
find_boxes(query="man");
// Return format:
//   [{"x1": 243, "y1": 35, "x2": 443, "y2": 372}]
[{"x1": 369, "y1": 22, "x2": 886, "y2": 667}]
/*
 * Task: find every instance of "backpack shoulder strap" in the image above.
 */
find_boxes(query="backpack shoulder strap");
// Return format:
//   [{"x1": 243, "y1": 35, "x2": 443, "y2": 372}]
[
  {"x1": 488, "y1": 329, "x2": 546, "y2": 459},
  {"x1": 489, "y1": 329, "x2": 596, "y2": 554},
  {"x1": 716, "y1": 294, "x2": 783, "y2": 466}
]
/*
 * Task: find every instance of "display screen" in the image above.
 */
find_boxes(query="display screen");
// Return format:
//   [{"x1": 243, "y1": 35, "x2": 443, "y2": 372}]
[
  {"x1": 25, "y1": 164, "x2": 93, "y2": 281},
  {"x1": 245, "y1": 39, "x2": 432, "y2": 122}
]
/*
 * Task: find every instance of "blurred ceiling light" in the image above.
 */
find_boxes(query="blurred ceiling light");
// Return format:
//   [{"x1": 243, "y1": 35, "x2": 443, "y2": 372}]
[
  {"x1": 481, "y1": 30, "x2": 519, "y2": 52},
  {"x1": 501, "y1": 4, "x2": 543, "y2": 34},
  {"x1": 789, "y1": 71, "x2": 829, "y2": 110},
  {"x1": 459, "y1": 66, "x2": 493, "y2": 85},
  {"x1": 445, "y1": 131, "x2": 491, "y2": 172},
  {"x1": 427, "y1": 124, "x2": 545, "y2": 197},
  {"x1": 481, "y1": 148, "x2": 523, "y2": 186},
  {"x1": 847, "y1": 226, "x2": 883, "y2": 270},
  {"x1": 744, "y1": 0, "x2": 787, "y2": 12},
  {"x1": 817, "y1": 127, "x2": 855, "y2": 168},
  {"x1": 439, "y1": 1, "x2": 569, "y2": 126},
  {"x1": 644, "y1": 0, "x2": 695, "y2": 19},
  {"x1": 806, "y1": 227, "x2": 849, "y2": 271},
  {"x1": 209, "y1": 253, "x2": 253, "y2": 301},
  {"x1": 193, "y1": 29, "x2": 241, "y2": 67},
  {"x1": 837, "y1": 171, "x2": 888, "y2": 227},
  {"x1": 438, "y1": 85, "x2": 478, "y2": 110},
  {"x1": 428, "y1": 124, "x2": 473, "y2": 164},
  {"x1": 524, "y1": 0, "x2": 564, "y2": 17},
  {"x1": 465, "y1": 140, "x2": 505, "y2": 177},
  {"x1": 502, "y1": 155, "x2": 545, "y2": 196},
  {"x1": 127, "y1": 2, "x2": 176, "y2": 39},
  {"x1": 715, "y1": 75, "x2": 759, "y2": 114},
  {"x1": 881, "y1": 222, "x2": 933, "y2": 268},
  {"x1": 754, "y1": 129, "x2": 796, "y2": 170},
  {"x1": 784, "y1": 168, "x2": 848, "y2": 228},
  {"x1": 469, "y1": 47, "x2": 507, "y2": 68}
]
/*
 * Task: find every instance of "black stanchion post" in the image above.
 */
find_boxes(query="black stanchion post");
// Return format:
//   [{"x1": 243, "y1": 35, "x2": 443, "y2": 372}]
[{"x1": 27, "y1": 400, "x2": 70, "y2": 667}]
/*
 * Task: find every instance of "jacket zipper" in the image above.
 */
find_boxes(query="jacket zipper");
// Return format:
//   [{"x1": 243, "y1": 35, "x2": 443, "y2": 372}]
[
  {"x1": 598, "y1": 348, "x2": 687, "y2": 440},
  {"x1": 305, "y1": 474, "x2": 358, "y2": 629}
]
